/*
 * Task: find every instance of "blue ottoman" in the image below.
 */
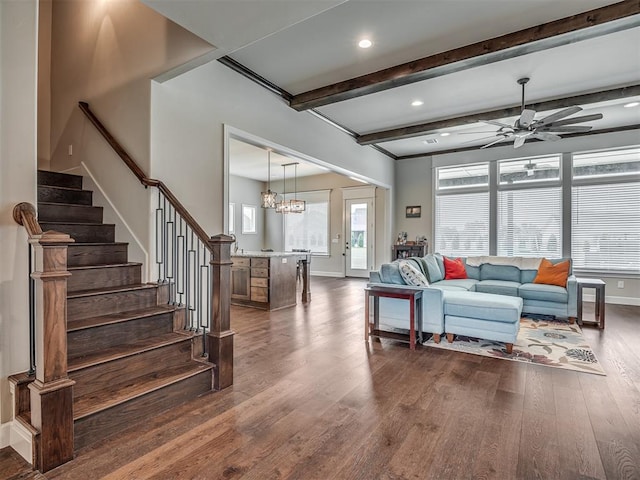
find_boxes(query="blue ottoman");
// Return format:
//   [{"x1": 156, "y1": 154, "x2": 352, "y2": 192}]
[{"x1": 443, "y1": 291, "x2": 523, "y2": 353}]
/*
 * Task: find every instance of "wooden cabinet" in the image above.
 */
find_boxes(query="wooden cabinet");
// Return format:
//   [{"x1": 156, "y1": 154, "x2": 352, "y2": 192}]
[
  {"x1": 231, "y1": 257, "x2": 250, "y2": 300},
  {"x1": 231, "y1": 255, "x2": 297, "y2": 310},
  {"x1": 393, "y1": 244, "x2": 428, "y2": 260}
]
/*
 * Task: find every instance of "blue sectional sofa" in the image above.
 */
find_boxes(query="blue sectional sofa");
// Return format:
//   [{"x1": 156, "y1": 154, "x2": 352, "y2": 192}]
[{"x1": 367, "y1": 254, "x2": 577, "y2": 350}]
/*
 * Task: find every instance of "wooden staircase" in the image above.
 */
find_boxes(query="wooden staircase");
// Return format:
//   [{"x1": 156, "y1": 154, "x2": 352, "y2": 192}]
[{"x1": 36, "y1": 169, "x2": 214, "y2": 451}]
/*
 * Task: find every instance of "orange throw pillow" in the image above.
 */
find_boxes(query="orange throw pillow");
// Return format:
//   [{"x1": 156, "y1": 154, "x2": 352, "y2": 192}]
[
  {"x1": 444, "y1": 256, "x2": 468, "y2": 280},
  {"x1": 534, "y1": 258, "x2": 570, "y2": 287}
]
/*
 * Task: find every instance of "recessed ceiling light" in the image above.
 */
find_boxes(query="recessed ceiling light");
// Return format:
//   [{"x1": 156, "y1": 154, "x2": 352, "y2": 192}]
[
  {"x1": 358, "y1": 39, "x2": 372, "y2": 49},
  {"x1": 411, "y1": 100, "x2": 424, "y2": 107},
  {"x1": 440, "y1": 132, "x2": 451, "y2": 137},
  {"x1": 624, "y1": 101, "x2": 640, "y2": 108}
]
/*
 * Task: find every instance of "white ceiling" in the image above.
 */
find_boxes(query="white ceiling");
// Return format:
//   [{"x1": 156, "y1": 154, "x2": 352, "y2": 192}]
[
  {"x1": 228, "y1": 138, "x2": 330, "y2": 182},
  {"x1": 146, "y1": 0, "x2": 640, "y2": 158}
]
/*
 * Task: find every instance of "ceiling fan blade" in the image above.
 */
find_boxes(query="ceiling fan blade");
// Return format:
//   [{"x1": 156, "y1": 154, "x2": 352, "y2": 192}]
[
  {"x1": 542, "y1": 113, "x2": 603, "y2": 128},
  {"x1": 533, "y1": 132, "x2": 561, "y2": 141},
  {"x1": 537, "y1": 125, "x2": 592, "y2": 133},
  {"x1": 479, "y1": 119, "x2": 513, "y2": 128},
  {"x1": 536, "y1": 106, "x2": 583, "y2": 126},
  {"x1": 455, "y1": 131, "x2": 504, "y2": 134},
  {"x1": 513, "y1": 136, "x2": 527, "y2": 148},
  {"x1": 518, "y1": 109, "x2": 536, "y2": 128},
  {"x1": 480, "y1": 136, "x2": 510, "y2": 149}
]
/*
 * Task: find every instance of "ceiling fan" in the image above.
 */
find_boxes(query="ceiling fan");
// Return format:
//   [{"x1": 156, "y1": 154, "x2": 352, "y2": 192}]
[{"x1": 478, "y1": 77, "x2": 603, "y2": 149}]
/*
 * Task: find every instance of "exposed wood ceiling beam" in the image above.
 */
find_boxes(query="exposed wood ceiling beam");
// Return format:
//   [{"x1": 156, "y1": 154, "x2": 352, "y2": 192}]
[
  {"x1": 290, "y1": 1, "x2": 640, "y2": 111},
  {"x1": 395, "y1": 124, "x2": 640, "y2": 159},
  {"x1": 357, "y1": 84, "x2": 640, "y2": 145}
]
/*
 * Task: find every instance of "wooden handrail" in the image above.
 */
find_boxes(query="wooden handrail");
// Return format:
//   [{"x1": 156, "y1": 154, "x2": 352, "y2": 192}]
[
  {"x1": 78, "y1": 101, "x2": 212, "y2": 249},
  {"x1": 13, "y1": 202, "x2": 43, "y2": 237}
]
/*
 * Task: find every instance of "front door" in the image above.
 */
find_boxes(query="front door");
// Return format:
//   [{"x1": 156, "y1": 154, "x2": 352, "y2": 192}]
[{"x1": 345, "y1": 198, "x2": 373, "y2": 277}]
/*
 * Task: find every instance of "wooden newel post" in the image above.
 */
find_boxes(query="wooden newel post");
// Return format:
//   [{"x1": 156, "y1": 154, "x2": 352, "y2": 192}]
[
  {"x1": 28, "y1": 230, "x2": 76, "y2": 472},
  {"x1": 207, "y1": 234, "x2": 235, "y2": 390}
]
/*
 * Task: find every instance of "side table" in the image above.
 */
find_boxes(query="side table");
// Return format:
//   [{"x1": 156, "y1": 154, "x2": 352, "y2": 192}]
[
  {"x1": 576, "y1": 277, "x2": 606, "y2": 329},
  {"x1": 364, "y1": 286, "x2": 423, "y2": 350}
]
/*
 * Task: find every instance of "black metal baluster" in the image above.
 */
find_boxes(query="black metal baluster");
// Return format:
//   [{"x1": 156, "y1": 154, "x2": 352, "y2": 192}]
[
  {"x1": 156, "y1": 190, "x2": 164, "y2": 282},
  {"x1": 28, "y1": 245, "x2": 36, "y2": 376}
]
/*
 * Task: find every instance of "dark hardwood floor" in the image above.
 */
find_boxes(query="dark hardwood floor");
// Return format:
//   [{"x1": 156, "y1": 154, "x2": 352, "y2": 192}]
[{"x1": 3, "y1": 276, "x2": 640, "y2": 479}]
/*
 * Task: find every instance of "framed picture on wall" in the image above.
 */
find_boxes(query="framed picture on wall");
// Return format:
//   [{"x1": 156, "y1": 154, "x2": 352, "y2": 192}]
[
  {"x1": 406, "y1": 205, "x2": 421, "y2": 218},
  {"x1": 242, "y1": 204, "x2": 256, "y2": 234}
]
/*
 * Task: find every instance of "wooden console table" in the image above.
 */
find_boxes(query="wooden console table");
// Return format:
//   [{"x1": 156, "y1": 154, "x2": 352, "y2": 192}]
[
  {"x1": 576, "y1": 277, "x2": 606, "y2": 329},
  {"x1": 364, "y1": 286, "x2": 423, "y2": 350}
]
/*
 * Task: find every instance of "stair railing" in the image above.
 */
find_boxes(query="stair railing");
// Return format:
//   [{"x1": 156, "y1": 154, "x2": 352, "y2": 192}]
[
  {"x1": 78, "y1": 101, "x2": 234, "y2": 391},
  {"x1": 12, "y1": 202, "x2": 75, "y2": 472}
]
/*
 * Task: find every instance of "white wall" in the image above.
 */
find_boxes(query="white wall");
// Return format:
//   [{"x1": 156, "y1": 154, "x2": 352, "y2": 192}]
[
  {"x1": 47, "y1": 0, "x2": 214, "y2": 253},
  {"x1": 150, "y1": 60, "x2": 395, "y2": 243},
  {"x1": 229, "y1": 174, "x2": 264, "y2": 252},
  {"x1": 394, "y1": 130, "x2": 640, "y2": 304},
  {"x1": 0, "y1": 0, "x2": 38, "y2": 453}
]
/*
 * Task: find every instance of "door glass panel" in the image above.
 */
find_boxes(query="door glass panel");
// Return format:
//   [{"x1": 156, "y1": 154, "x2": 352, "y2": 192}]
[{"x1": 350, "y1": 202, "x2": 367, "y2": 270}]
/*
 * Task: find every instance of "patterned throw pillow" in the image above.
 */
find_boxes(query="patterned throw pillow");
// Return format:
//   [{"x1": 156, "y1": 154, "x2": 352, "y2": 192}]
[{"x1": 399, "y1": 261, "x2": 430, "y2": 286}]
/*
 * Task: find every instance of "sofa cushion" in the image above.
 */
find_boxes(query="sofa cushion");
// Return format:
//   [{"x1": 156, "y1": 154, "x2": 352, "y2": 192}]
[
  {"x1": 423, "y1": 254, "x2": 444, "y2": 283},
  {"x1": 379, "y1": 262, "x2": 406, "y2": 285},
  {"x1": 399, "y1": 261, "x2": 429, "y2": 286},
  {"x1": 520, "y1": 269, "x2": 537, "y2": 284},
  {"x1": 534, "y1": 258, "x2": 570, "y2": 287},
  {"x1": 480, "y1": 263, "x2": 521, "y2": 282},
  {"x1": 433, "y1": 279, "x2": 478, "y2": 291},
  {"x1": 465, "y1": 263, "x2": 480, "y2": 280},
  {"x1": 443, "y1": 291, "x2": 523, "y2": 323},
  {"x1": 475, "y1": 280, "x2": 521, "y2": 297},
  {"x1": 519, "y1": 283, "x2": 568, "y2": 303},
  {"x1": 444, "y1": 256, "x2": 468, "y2": 279}
]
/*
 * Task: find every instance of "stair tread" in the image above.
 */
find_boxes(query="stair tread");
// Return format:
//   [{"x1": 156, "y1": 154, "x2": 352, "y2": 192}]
[
  {"x1": 38, "y1": 201, "x2": 99, "y2": 208},
  {"x1": 73, "y1": 360, "x2": 212, "y2": 420},
  {"x1": 69, "y1": 242, "x2": 129, "y2": 246},
  {"x1": 37, "y1": 184, "x2": 85, "y2": 192},
  {"x1": 68, "y1": 331, "x2": 193, "y2": 372},
  {"x1": 67, "y1": 305, "x2": 178, "y2": 332},
  {"x1": 67, "y1": 283, "x2": 158, "y2": 299},
  {"x1": 39, "y1": 221, "x2": 115, "y2": 226},
  {"x1": 68, "y1": 262, "x2": 142, "y2": 272}
]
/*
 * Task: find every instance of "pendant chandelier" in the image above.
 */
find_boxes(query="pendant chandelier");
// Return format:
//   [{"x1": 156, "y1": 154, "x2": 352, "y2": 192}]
[
  {"x1": 260, "y1": 149, "x2": 278, "y2": 209},
  {"x1": 275, "y1": 162, "x2": 305, "y2": 214}
]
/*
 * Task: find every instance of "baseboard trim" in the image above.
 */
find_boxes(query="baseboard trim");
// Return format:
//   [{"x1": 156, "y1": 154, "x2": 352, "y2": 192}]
[
  {"x1": 0, "y1": 421, "x2": 32, "y2": 463},
  {"x1": 311, "y1": 271, "x2": 344, "y2": 278},
  {"x1": 582, "y1": 293, "x2": 640, "y2": 306}
]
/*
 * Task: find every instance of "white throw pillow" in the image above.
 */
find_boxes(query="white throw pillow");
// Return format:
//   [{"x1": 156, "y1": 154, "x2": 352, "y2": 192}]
[{"x1": 399, "y1": 261, "x2": 429, "y2": 287}]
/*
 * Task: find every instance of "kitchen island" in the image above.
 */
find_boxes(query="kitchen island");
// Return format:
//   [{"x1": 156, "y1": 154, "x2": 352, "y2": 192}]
[{"x1": 230, "y1": 251, "x2": 311, "y2": 310}]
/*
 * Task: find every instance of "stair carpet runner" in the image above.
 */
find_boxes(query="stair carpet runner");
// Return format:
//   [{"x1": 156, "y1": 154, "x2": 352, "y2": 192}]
[{"x1": 36, "y1": 170, "x2": 214, "y2": 450}]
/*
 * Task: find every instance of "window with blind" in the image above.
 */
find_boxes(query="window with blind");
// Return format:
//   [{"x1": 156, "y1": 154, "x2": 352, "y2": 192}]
[
  {"x1": 497, "y1": 188, "x2": 562, "y2": 257},
  {"x1": 497, "y1": 156, "x2": 562, "y2": 258},
  {"x1": 283, "y1": 190, "x2": 330, "y2": 255},
  {"x1": 572, "y1": 147, "x2": 640, "y2": 273},
  {"x1": 435, "y1": 192, "x2": 490, "y2": 256},
  {"x1": 435, "y1": 163, "x2": 489, "y2": 256}
]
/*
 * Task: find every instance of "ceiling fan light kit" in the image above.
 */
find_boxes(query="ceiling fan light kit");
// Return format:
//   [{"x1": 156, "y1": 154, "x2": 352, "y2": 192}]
[{"x1": 479, "y1": 77, "x2": 604, "y2": 149}]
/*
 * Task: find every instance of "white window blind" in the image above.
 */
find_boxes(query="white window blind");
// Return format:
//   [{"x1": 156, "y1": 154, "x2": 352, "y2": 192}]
[
  {"x1": 435, "y1": 192, "x2": 489, "y2": 256},
  {"x1": 572, "y1": 183, "x2": 640, "y2": 272},
  {"x1": 497, "y1": 187, "x2": 562, "y2": 258},
  {"x1": 283, "y1": 190, "x2": 330, "y2": 254}
]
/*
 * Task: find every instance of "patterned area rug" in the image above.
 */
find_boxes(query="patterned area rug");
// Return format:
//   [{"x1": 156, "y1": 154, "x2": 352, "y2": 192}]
[{"x1": 422, "y1": 316, "x2": 606, "y2": 375}]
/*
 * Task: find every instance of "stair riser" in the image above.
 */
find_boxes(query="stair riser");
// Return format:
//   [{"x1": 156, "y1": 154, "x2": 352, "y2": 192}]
[
  {"x1": 38, "y1": 203, "x2": 103, "y2": 224},
  {"x1": 67, "y1": 312, "x2": 175, "y2": 358},
  {"x1": 67, "y1": 244, "x2": 128, "y2": 267},
  {"x1": 38, "y1": 186, "x2": 92, "y2": 206},
  {"x1": 74, "y1": 368, "x2": 212, "y2": 451},
  {"x1": 39, "y1": 223, "x2": 115, "y2": 243},
  {"x1": 38, "y1": 170, "x2": 83, "y2": 189},
  {"x1": 68, "y1": 288, "x2": 158, "y2": 321},
  {"x1": 68, "y1": 264, "x2": 142, "y2": 292},
  {"x1": 70, "y1": 340, "x2": 194, "y2": 400}
]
